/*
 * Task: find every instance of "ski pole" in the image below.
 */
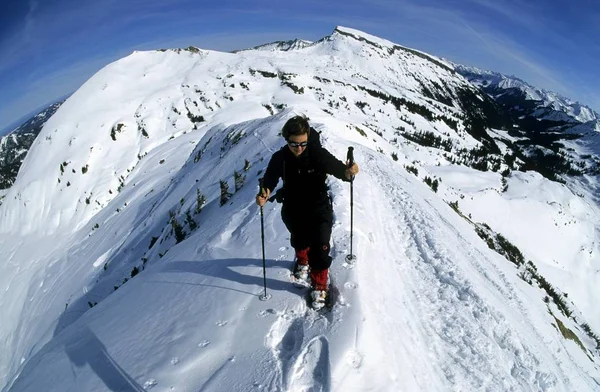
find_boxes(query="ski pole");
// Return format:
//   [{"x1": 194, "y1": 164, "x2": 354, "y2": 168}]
[
  {"x1": 346, "y1": 147, "x2": 357, "y2": 264},
  {"x1": 258, "y1": 179, "x2": 271, "y2": 301}
]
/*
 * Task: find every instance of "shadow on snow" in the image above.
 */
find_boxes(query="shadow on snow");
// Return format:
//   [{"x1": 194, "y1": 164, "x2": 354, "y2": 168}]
[{"x1": 9, "y1": 257, "x2": 292, "y2": 391}]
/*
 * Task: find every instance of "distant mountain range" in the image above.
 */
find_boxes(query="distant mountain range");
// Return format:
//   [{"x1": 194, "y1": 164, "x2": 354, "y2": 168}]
[{"x1": 454, "y1": 64, "x2": 599, "y2": 124}]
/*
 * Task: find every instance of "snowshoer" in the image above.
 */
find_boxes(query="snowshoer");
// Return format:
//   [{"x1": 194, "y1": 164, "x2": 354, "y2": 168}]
[{"x1": 256, "y1": 115, "x2": 359, "y2": 309}]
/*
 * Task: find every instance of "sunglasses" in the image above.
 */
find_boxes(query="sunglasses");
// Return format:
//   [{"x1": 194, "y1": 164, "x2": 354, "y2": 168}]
[{"x1": 287, "y1": 140, "x2": 308, "y2": 148}]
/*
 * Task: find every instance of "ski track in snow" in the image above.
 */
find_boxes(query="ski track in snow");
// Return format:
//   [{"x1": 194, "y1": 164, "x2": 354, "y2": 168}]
[
  {"x1": 251, "y1": 193, "x2": 362, "y2": 392},
  {"x1": 262, "y1": 254, "x2": 358, "y2": 391}
]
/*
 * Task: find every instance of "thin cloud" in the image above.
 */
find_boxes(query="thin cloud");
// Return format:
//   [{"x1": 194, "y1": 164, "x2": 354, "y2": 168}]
[
  {"x1": 460, "y1": 20, "x2": 571, "y2": 91},
  {"x1": 463, "y1": 0, "x2": 548, "y2": 30},
  {"x1": 25, "y1": 0, "x2": 39, "y2": 25}
]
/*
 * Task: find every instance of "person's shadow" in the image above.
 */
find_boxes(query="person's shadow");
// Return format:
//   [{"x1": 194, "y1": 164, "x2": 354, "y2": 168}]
[
  {"x1": 43, "y1": 259, "x2": 297, "y2": 392},
  {"x1": 8, "y1": 298, "x2": 146, "y2": 391},
  {"x1": 63, "y1": 324, "x2": 146, "y2": 392},
  {"x1": 10, "y1": 257, "x2": 292, "y2": 391}
]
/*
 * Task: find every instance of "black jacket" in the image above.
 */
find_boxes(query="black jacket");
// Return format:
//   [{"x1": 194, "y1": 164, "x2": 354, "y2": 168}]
[{"x1": 262, "y1": 142, "x2": 349, "y2": 207}]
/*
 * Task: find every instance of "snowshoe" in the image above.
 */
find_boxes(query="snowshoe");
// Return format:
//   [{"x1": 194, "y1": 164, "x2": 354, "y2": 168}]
[
  {"x1": 290, "y1": 260, "x2": 311, "y2": 288},
  {"x1": 306, "y1": 284, "x2": 337, "y2": 312},
  {"x1": 311, "y1": 289, "x2": 328, "y2": 310}
]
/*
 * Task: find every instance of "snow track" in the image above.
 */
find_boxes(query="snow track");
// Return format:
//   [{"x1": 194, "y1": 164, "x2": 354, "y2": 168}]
[
  {"x1": 261, "y1": 248, "x2": 361, "y2": 391},
  {"x1": 288, "y1": 336, "x2": 330, "y2": 392},
  {"x1": 351, "y1": 149, "x2": 597, "y2": 391}
]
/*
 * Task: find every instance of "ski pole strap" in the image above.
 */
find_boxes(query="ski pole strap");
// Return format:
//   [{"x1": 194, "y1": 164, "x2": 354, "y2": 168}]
[
  {"x1": 347, "y1": 146, "x2": 355, "y2": 182},
  {"x1": 347, "y1": 146, "x2": 354, "y2": 166},
  {"x1": 258, "y1": 177, "x2": 268, "y2": 199},
  {"x1": 258, "y1": 177, "x2": 264, "y2": 193}
]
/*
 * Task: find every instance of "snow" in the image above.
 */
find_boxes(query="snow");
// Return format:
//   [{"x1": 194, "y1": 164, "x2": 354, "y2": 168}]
[
  {"x1": 447, "y1": 169, "x2": 600, "y2": 332},
  {"x1": 454, "y1": 63, "x2": 600, "y2": 124},
  {"x1": 1, "y1": 27, "x2": 600, "y2": 391}
]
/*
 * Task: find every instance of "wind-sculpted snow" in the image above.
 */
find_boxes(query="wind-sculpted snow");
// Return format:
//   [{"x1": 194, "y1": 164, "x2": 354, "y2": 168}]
[{"x1": 1, "y1": 26, "x2": 600, "y2": 391}]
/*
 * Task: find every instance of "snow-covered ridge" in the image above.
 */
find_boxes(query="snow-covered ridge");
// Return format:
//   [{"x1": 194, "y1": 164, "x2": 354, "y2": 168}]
[
  {"x1": 1, "y1": 26, "x2": 600, "y2": 391},
  {"x1": 0, "y1": 27, "x2": 476, "y2": 236},
  {"x1": 333, "y1": 26, "x2": 456, "y2": 73}
]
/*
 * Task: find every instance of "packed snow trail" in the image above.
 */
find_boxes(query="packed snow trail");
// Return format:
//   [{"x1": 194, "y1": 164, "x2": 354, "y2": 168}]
[{"x1": 345, "y1": 146, "x2": 599, "y2": 391}]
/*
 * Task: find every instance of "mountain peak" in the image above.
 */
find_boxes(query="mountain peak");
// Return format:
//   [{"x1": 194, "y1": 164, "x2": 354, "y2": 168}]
[
  {"x1": 333, "y1": 25, "x2": 396, "y2": 48},
  {"x1": 331, "y1": 26, "x2": 455, "y2": 73}
]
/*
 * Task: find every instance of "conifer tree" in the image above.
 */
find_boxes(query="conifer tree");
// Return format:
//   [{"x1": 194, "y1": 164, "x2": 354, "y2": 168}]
[
  {"x1": 234, "y1": 170, "x2": 245, "y2": 192},
  {"x1": 195, "y1": 189, "x2": 206, "y2": 214},
  {"x1": 220, "y1": 180, "x2": 232, "y2": 206}
]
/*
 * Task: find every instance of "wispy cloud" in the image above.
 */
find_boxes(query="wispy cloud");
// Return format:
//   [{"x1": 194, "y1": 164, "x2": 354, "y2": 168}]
[
  {"x1": 459, "y1": 20, "x2": 569, "y2": 89},
  {"x1": 462, "y1": 0, "x2": 547, "y2": 30},
  {"x1": 24, "y1": 0, "x2": 39, "y2": 28}
]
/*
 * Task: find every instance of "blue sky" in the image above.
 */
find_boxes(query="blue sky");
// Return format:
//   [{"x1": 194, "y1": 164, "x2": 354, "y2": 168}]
[{"x1": 1, "y1": 0, "x2": 598, "y2": 135}]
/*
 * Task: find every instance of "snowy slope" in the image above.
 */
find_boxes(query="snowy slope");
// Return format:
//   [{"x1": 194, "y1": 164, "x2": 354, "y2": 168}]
[{"x1": 1, "y1": 26, "x2": 600, "y2": 391}]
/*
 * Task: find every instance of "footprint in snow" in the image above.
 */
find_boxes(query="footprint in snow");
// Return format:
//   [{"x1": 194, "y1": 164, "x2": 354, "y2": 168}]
[
  {"x1": 345, "y1": 349, "x2": 363, "y2": 369},
  {"x1": 198, "y1": 340, "x2": 210, "y2": 348},
  {"x1": 143, "y1": 379, "x2": 158, "y2": 389},
  {"x1": 258, "y1": 309, "x2": 276, "y2": 318},
  {"x1": 287, "y1": 336, "x2": 330, "y2": 392},
  {"x1": 277, "y1": 318, "x2": 304, "y2": 362},
  {"x1": 342, "y1": 261, "x2": 356, "y2": 269},
  {"x1": 170, "y1": 357, "x2": 180, "y2": 365},
  {"x1": 216, "y1": 320, "x2": 228, "y2": 327},
  {"x1": 344, "y1": 282, "x2": 358, "y2": 289},
  {"x1": 265, "y1": 315, "x2": 306, "y2": 390}
]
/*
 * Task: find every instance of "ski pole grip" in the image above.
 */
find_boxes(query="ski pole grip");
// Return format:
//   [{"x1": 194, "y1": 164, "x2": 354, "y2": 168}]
[{"x1": 347, "y1": 146, "x2": 354, "y2": 167}]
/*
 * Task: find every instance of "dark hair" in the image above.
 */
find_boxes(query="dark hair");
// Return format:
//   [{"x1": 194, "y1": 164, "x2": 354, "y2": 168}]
[{"x1": 281, "y1": 116, "x2": 310, "y2": 139}]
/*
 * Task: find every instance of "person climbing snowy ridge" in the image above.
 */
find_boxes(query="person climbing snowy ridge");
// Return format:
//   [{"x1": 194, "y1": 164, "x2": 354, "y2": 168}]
[{"x1": 256, "y1": 115, "x2": 359, "y2": 309}]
